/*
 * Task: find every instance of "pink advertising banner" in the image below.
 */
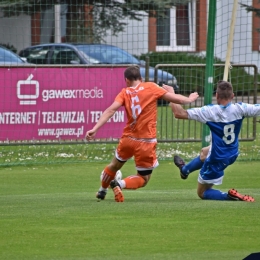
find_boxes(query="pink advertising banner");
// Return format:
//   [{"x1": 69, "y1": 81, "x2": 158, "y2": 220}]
[{"x1": 0, "y1": 66, "x2": 127, "y2": 141}]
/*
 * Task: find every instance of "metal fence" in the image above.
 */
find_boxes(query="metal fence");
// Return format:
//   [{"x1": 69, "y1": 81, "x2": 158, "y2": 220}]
[
  {"x1": 0, "y1": 63, "x2": 259, "y2": 166},
  {"x1": 155, "y1": 64, "x2": 258, "y2": 142}
]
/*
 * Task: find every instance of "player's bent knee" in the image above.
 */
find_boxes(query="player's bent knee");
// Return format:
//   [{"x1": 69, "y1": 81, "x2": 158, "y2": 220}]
[
  {"x1": 197, "y1": 190, "x2": 205, "y2": 199},
  {"x1": 137, "y1": 174, "x2": 151, "y2": 187},
  {"x1": 140, "y1": 176, "x2": 149, "y2": 187},
  {"x1": 142, "y1": 180, "x2": 149, "y2": 187},
  {"x1": 137, "y1": 170, "x2": 152, "y2": 187},
  {"x1": 108, "y1": 157, "x2": 125, "y2": 172},
  {"x1": 200, "y1": 146, "x2": 210, "y2": 162},
  {"x1": 199, "y1": 149, "x2": 206, "y2": 162},
  {"x1": 197, "y1": 193, "x2": 204, "y2": 199}
]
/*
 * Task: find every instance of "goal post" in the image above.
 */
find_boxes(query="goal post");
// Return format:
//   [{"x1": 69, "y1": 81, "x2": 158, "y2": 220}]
[{"x1": 202, "y1": 0, "x2": 217, "y2": 147}]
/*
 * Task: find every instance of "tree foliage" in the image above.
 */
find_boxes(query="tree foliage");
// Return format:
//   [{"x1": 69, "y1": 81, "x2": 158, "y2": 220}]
[
  {"x1": 0, "y1": 0, "x2": 191, "y2": 18},
  {"x1": 0, "y1": 0, "x2": 192, "y2": 43},
  {"x1": 240, "y1": 2, "x2": 260, "y2": 16},
  {"x1": 240, "y1": 2, "x2": 260, "y2": 32}
]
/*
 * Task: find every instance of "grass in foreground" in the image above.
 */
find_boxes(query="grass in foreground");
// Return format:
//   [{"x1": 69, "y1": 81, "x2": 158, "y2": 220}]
[{"x1": 0, "y1": 161, "x2": 260, "y2": 260}]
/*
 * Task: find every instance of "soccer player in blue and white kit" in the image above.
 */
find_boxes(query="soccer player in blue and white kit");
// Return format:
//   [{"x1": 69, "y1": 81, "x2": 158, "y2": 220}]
[{"x1": 163, "y1": 81, "x2": 257, "y2": 202}]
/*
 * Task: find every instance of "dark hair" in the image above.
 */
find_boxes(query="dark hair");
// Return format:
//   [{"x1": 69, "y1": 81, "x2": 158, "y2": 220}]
[
  {"x1": 216, "y1": 80, "x2": 233, "y2": 99},
  {"x1": 124, "y1": 66, "x2": 142, "y2": 81}
]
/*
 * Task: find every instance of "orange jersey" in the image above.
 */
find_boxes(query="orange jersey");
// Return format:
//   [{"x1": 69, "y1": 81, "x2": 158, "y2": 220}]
[{"x1": 115, "y1": 82, "x2": 167, "y2": 139}]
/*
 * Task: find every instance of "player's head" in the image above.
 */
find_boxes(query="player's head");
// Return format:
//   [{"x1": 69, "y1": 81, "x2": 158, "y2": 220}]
[
  {"x1": 216, "y1": 80, "x2": 234, "y2": 100},
  {"x1": 124, "y1": 66, "x2": 142, "y2": 82}
]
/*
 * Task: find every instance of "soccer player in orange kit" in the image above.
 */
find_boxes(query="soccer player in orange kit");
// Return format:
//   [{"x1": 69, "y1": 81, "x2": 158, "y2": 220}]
[{"x1": 86, "y1": 66, "x2": 199, "y2": 202}]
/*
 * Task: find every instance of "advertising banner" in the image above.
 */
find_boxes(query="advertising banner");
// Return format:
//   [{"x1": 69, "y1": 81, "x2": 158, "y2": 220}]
[{"x1": 0, "y1": 66, "x2": 127, "y2": 141}]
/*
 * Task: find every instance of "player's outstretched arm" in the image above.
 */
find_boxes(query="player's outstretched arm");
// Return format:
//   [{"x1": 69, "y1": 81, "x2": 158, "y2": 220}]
[
  {"x1": 169, "y1": 102, "x2": 188, "y2": 119},
  {"x1": 162, "y1": 84, "x2": 199, "y2": 104},
  {"x1": 85, "y1": 101, "x2": 121, "y2": 141},
  {"x1": 162, "y1": 84, "x2": 175, "y2": 93}
]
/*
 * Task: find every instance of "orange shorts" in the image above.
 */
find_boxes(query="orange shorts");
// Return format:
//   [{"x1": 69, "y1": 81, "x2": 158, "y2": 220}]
[{"x1": 116, "y1": 136, "x2": 159, "y2": 171}]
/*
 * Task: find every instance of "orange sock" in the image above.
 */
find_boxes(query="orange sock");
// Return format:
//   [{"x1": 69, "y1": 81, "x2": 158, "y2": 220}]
[
  {"x1": 101, "y1": 166, "x2": 116, "y2": 189},
  {"x1": 124, "y1": 175, "x2": 145, "y2": 189}
]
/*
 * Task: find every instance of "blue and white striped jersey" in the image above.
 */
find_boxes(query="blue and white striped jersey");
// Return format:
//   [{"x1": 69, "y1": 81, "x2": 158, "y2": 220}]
[{"x1": 187, "y1": 102, "x2": 260, "y2": 160}]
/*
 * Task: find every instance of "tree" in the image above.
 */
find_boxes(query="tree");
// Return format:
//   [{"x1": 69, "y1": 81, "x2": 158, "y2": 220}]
[
  {"x1": 240, "y1": 2, "x2": 260, "y2": 32},
  {"x1": 0, "y1": 0, "x2": 192, "y2": 43}
]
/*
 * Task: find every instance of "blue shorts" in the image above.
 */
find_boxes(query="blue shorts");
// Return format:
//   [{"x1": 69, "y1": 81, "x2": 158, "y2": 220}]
[{"x1": 198, "y1": 155, "x2": 238, "y2": 185}]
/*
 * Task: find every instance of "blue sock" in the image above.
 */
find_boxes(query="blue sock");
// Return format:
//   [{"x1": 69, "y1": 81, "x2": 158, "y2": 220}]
[
  {"x1": 203, "y1": 189, "x2": 230, "y2": 200},
  {"x1": 182, "y1": 156, "x2": 203, "y2": 175}
]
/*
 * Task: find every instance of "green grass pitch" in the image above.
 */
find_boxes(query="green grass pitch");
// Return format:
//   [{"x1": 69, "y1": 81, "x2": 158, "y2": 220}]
[{"x1": 0, "y1": 160, "x2": 259, "y2": 260}]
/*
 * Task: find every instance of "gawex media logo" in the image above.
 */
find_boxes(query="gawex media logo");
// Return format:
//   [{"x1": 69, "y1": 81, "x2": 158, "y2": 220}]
[{"x1": 17, "y1": 74, "x2": 39, "y2": 105}]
